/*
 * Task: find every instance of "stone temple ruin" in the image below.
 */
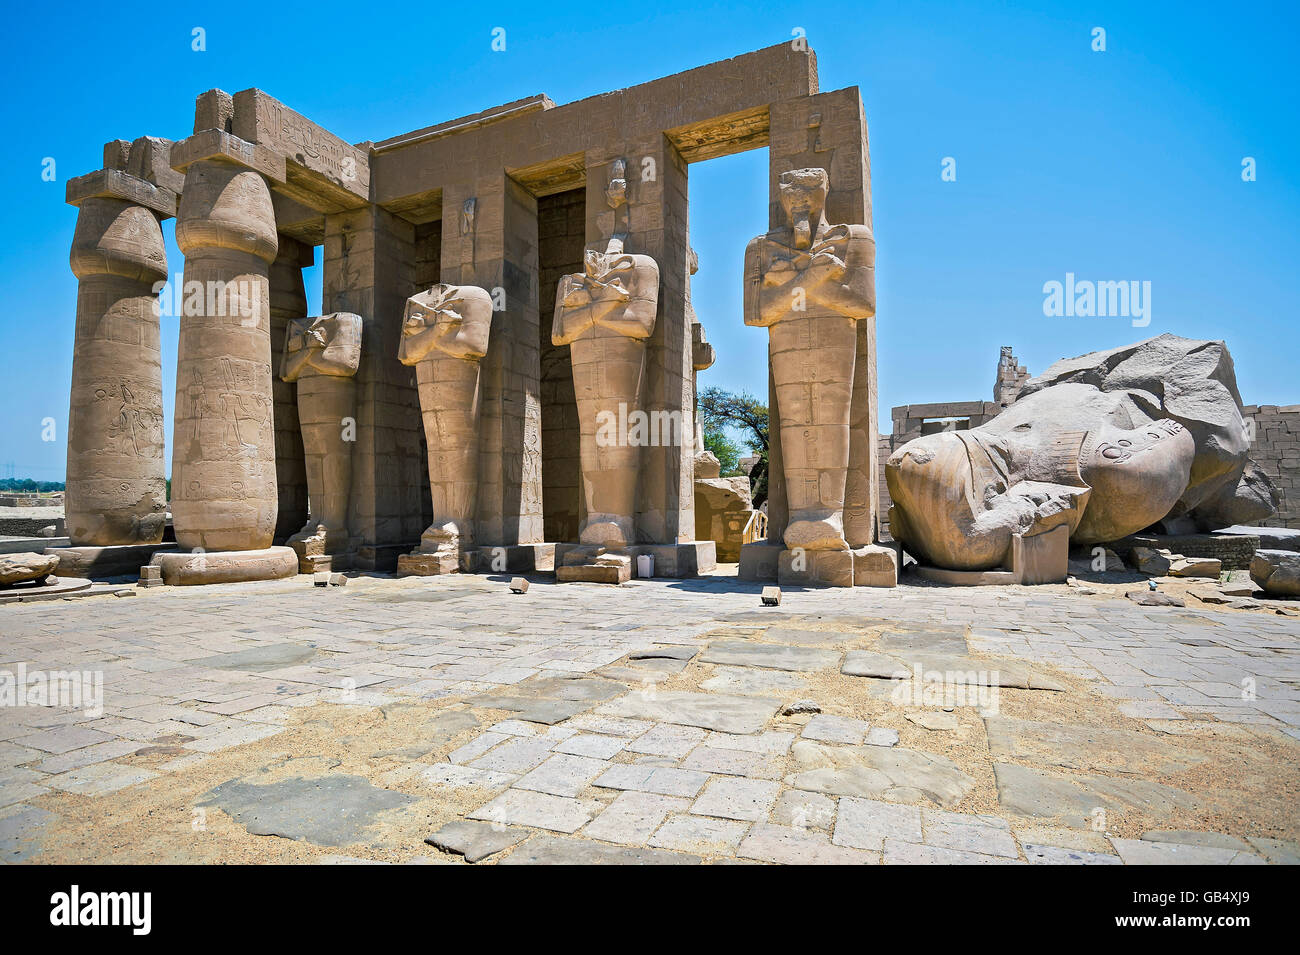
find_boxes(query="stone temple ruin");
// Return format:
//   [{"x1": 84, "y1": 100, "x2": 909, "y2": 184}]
[
  {"x1": 22, "y1": 44, "x2": 1294, "y2": 602},
  {"x1": 47, "y1": 44, "x2": 898, "y2": 589}
]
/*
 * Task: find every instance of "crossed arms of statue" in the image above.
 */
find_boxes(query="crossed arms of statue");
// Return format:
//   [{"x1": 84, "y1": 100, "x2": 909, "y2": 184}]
[
  {"x1": 280, "y1": 313, "x2": 363, "y2": 381},
  {"x1": 398, "y1": 285, "x2": 494, "y2": 365},
  {"x1": 743, "y1": 224, "x2": 876, "y2": 327},
  {"x1": 552, "y1": 250, "x2": 660, "y2": 345}
]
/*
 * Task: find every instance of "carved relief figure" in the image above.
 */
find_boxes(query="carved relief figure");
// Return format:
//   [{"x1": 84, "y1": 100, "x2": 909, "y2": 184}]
[
  {"x1": 399, "y1": 283, "x2": 495, "y2": 572},
  {"x1": 743, "y1": 167, "x2": 876, "y2": 552},
  {"x1": 280, "y1": 312, "x2": 363, "y2": 565},
  {"x1": 552, "y1": 159, "x2": 660, "y2": 548}
]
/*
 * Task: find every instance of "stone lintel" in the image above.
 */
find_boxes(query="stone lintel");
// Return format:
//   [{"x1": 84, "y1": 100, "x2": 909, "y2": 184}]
[
  {"x1": 374, "y1": 94, "x2": 554, "y2": 151},
  {"x1": 373, "y1": 42, "x2": 818, "y2": 208},
  {"x1": 65, "y1": 168, "x2": 178, "y2": 218},
  {"x1": 170, "y1": 128, "x2": 287, "y2": 184},
  {"x1": 232, "y1": 89, "x2": 371, "y2": 210}
]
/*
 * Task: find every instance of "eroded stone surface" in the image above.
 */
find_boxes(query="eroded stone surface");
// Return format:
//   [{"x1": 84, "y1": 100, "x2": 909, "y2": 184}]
[
  {"x1": 787, "y1": 740, "x2": 975, "y2": 806},
  {"x1": 200, "y1": 774, "x2": 417, "y2": 846},
  {"x1": 597, "y1": 691, "x2": 780, "y2": 735},
  {"x1": 424, "y1": 820, "x2": 528, "y2": 863}
]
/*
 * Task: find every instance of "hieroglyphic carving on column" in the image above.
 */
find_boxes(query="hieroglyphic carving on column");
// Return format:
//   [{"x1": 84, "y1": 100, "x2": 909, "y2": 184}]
[
  {"x1": 66, "y1": 199, "x2": 168, "y2": 545},
  {"x1": 552, "y1": 159, "x2": 660, "y2": 548},
  {"x1": 280, "y1": 313, "x2": 362, "y2": 567},
  {"x1": 171, "y1": 160, "x2": 279, "y2": 551},
  {"x1": 743, "y1": 167, "x2": 875, "y2": 552},
  {"x1": 397, "y1": 283, "x2": 495, "y2": 573}
]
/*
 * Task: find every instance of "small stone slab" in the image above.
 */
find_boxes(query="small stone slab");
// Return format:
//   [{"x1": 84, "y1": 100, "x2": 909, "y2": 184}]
[
  {"x1": 594, "y1": 764, "x2": 710, "y2": 798},
  {"x1": 497, "y1": 834, "x2": 700, "y2": 865},
  {"x1": 787, "y1": 740, "x2": 975, "y2": 806},
  {"x1": 1022, "y1": 843, "x2": 1121, "y2": 865},
  {"x1": 690, "y1": 776, "x2": 780, "y2": 821},
  {"x1": 802, "y1": 714, "x2": 872, "y2": 744},
  {"x1": 700, "y1": 667, "x2": 807, "y2": 695},
  {"x1": 424, "y1": 820, "x2": 528, "y2": 863},
  {"x1": 1109, "y1": 837, "x2": 1264, "y2": 865},
  {"x1": 992, "y1": 763, "x2": 1202, "y2": 828},
  {"x1": 763, "y1": 626, "x2": 850, "y2": 645},
  {"x1": 1140, "y1": 829, "x2": 1255, "y2": 853},
  {"x1": 878, "y1": 628, "x2": 967, "y2": 654},
  {"x1": 841, "y1": 649, "x2": 910, "y2": 679},
  {"x1": 583, "y1": 791, "x2": 688, "y2": 845},
  {"x1": 199, "y1": 775, "x2": 416, "y2": 847},
  {"x1": 700, "y1": 641, "x2": 840, "y2": 673},
  {"x1": 514, "y1": 753, "x2": 607, "y2": 797},
  {"x1": 468, "y1": 790, "x2": 593, "y2": 833},
  {"x1": 597, "y1": 691, "x2": 780, "y2": 735},
  {"x1": 760, "y1": 586, "x2": 781, "y2": 606},
  {"x1": 833, "y1": 796, "x2": 923, "y2": 850},
  {"x1": 738, "y1": 823, "x2": 879, "y2": 865},
  {"x1": 650, "y1": 814, "x2": 748, "y2": 853},
  {"x1": 906, "y1": 711, "x2": 959, "y2": 732},
  {"x1": 1126, "y1": 589, "x2": 1185, "y2": 607}
]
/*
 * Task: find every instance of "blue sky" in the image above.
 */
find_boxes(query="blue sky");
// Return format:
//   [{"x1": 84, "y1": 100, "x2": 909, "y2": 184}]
[{"x1": 2, "y1": 0, "x2": 1296, "y2": 479}]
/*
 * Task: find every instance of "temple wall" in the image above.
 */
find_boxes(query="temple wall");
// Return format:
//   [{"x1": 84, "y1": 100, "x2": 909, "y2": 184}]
[{"x1": 1242, "y1": 404, "x2": 1300, "y2": 529}]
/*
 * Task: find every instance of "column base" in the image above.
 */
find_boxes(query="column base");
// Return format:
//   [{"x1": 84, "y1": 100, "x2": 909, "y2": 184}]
[
  {"x1": 911, "y1": 526, "x2": 1067, "y2": 587},
  {"x1": 396, "y1": 550, "x2": 462, "y2": 576},
  {"x1": 469, "y1": 544, "x2": 557, "y2": 573},
  {"x1": 628, "y1": 542, "x2": 716, "y2": 578},
  {"x1": 853, "y1": 544, "x2": 900, "y2": 588},
  {"x1": 739, "y1": 541, "x2": 782, "y2": 581},
  {"x1": 555, "y1": 545, "x2": 632, "y2": 584},
  {"x1": 46, "y1": 543, "x2": 177, "y2": 580},
  {"x1": 153, "y1": 546, "x2": 298, "y2": 586},
  {"x1": 773, "y1": 543, "x2": 900, "y2": 588},
  {"x1": 288, "y1": 538, "x2": 358, "y2": 574},
  {"x1": 353, "y1": 543, "x2": 417, "y2": 573}
]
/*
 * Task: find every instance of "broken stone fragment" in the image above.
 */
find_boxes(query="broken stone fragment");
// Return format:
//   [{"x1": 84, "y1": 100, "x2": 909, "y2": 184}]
[
  {"x1": 0, "y1": 553, "x2": 59, "y2": 586},
  {"x1": 1167, "y1": 556, "x2": 1221, "y2": 579},
  {"x1": 1251, "y1": 549, "x2": 1300, "y2": 597},
  {"x1": 781, "y1": 699, "x2": 821, "y2": 715}
]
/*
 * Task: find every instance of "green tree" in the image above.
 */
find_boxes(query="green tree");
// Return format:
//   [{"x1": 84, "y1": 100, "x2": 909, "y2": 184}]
[
  {"x1": 698, "y1": 386, "x2": 770, "y2": 504},
  {"x1": 703, "y1": 429, "x2": 743, "y2": 476}
]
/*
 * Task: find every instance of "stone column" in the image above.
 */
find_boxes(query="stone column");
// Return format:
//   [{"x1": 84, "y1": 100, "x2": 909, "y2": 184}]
[
  {"x1": 171, "y1": 159, "x2": 281, "y2": 552},
  {"x1": 439, "y1": 175, "x2": 549, "y2": 571},
  {"x1": 323, "y1": 206, "x2": 426, "y2": 571},
  {"x1": 65, "y1": 197, "x2": 168, "y2": 546}
]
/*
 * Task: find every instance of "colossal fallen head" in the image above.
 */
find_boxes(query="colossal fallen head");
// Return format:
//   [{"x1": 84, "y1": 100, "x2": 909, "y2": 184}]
[{"x1": 886, "y1": 335, "x2": 1278, "y2": 571}]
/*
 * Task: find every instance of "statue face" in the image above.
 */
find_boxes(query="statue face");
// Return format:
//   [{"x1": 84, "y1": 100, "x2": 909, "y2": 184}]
[{"x1": 778, "y1": 169, "x2": 830, "y2": 250}]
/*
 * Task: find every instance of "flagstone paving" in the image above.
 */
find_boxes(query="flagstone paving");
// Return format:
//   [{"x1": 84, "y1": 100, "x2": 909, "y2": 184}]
[{"x1": 1, "y1": 571, "x2": 1297, "y2": 864}]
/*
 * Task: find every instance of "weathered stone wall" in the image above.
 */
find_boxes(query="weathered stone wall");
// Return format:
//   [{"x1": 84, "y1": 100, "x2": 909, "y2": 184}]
[
  {"x1": 538, "y1": 188, "x2": 584, "y2": 543},
  {"x1": 322, "y1": 207, "x2": 428, "y2": 570},
  {"x1": 1242, "y1": 404, "x2": 1300, "y2": 529}
]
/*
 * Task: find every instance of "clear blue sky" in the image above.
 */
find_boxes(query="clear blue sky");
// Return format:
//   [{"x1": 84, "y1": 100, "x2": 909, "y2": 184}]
[{"x1": 2, "y1": 0, "x2": 1296, "y2": 480}]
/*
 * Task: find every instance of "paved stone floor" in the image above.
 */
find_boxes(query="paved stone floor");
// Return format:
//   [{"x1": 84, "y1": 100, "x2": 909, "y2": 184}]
[{"x1": 1, "y1": 572, "x2": 1297, "y2": 865}]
